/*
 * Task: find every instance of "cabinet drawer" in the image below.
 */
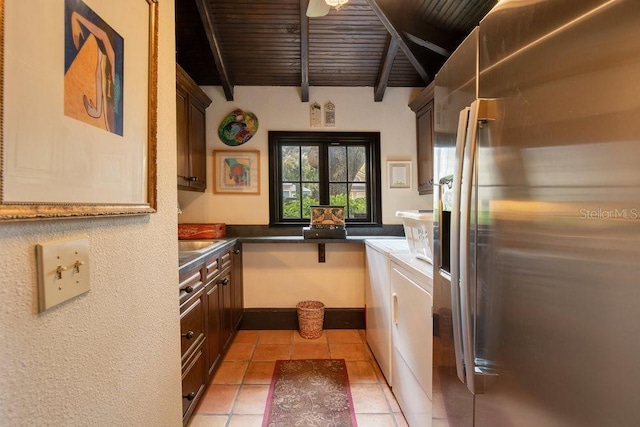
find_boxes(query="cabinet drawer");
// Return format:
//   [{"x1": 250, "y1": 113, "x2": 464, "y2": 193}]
[
  {"x1": 179, "y1": 265, "x2": 204, "y2": 307},
  {"x1": 181, "y1": 345, "x2": 206, "y2": 420},
  {"x1": 204, "y1": 255, "x2": 220, "y2": 283},
  {"x1": 220, "y1": 250, "x2": 232, "y2": 271},
  {"x1": 180, "y1": 292, "x2": 205, "y2": 363}
]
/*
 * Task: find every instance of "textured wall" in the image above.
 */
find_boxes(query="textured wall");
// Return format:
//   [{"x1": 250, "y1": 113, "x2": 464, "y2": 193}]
[
  {"x1": 0, "y1": 1, "x2": 182, "y2": 426},
  {"x1": 178, "y1": 86, "x2": 432, "y2": 225}
]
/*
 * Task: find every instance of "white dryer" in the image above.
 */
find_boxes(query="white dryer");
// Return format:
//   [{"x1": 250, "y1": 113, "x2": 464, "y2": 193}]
[
  {"x1": 364, "y1": 238, "x2": 410, "y2": 386},
  {"x1": 390, "y1": 252, "x2": 434, "y2": 427}
]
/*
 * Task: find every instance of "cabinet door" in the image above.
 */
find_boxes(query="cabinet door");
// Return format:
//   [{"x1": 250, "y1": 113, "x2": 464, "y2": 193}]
[
  {"x1": 206, "y1": 282, "x2": 222, "y2": 380},
  {"x1": 176, "y1": 87, "x2": 190, "y2": 190},
  {"x1": 231, "y1": 245, "x2": 243, "y2": 329},
  {"x1": 188, "y1": 103, "x2": 206, "y2": 191},
  {"x1": 180, "y1": 292, "x2": 205, "y2": 366},
  {"x1": 417, "y1": 100, "x2": 434, "y2": 195},
  {"x1": 182, "y1": 344, "x2": 206, "y2": 421},
  {"x1": 219, "y1": 270, "x2": 233, "y2": 349}
]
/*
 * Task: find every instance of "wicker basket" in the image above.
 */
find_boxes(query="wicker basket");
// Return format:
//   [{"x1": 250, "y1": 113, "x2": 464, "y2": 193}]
[{"x1": 296, "y1": 300, "x2": 325, "y2": 339}]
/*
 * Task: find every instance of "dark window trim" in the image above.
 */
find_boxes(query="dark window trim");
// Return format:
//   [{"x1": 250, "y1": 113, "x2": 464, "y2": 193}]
[{"x1": 269, "y1": 131, "x2": 382, "y2": 227}]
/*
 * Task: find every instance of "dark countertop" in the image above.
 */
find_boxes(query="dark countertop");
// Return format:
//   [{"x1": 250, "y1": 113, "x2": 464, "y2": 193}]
[
  {"x1": 178, "y1": 225, "x2": 405, "y2": 274},
  {"x1": 238, "y1": 235, "x2": 404, "y2": 244},
  {"x1": 178, "y1": 239, "x2": 237, "y2": 275}
]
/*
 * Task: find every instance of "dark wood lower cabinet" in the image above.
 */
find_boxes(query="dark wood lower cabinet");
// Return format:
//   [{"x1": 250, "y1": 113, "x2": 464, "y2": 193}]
[
  {"x1": 179, "y1": 268, "x2": 206, "y2": 424},
  {"x1": 181, "y1": 344, "x2": 206, "y2": 419},
  {"x1": 232, "y1": 243, "x2": 244, "y2": 329},
  {"x1": 180, "y1": 243, "x2": 243, "y2": 425},
  {"x1": 206, "y1": 282, "x2": 222, "y2": 380},
  {"x1": 220, "y1": 269, "x2": 234, "y2": 350}
]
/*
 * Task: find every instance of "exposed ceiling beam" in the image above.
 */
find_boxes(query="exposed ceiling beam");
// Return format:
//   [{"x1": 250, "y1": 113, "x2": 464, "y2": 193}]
[
  {"x1": 364, "y1": 0, "x2": 430, "y2": 84},
  {"x1": 374, "y1": 0, "x2": 460, "y2": 53},
  {"x1": 405, "y1": 32, "x2": 451, "y2": 57},
  {"x1": 300, "y1": 0, "x2": 310, "y2": 102},
  {"x1": 374, "y1": 37, "x2": 398, "y2": 102},
  {"x1": 194, "y1": 0, "x2": 234, "y2": 101}
]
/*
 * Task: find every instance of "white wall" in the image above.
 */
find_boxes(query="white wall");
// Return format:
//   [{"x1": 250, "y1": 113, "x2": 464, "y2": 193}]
[
  {"x1": 178, "y1": 85, "x2": 432, "y2": 224},
  {"x1": 0, "y1": 1, "x2": 182, "y2": 426},
  {"x1": 243, "y1": 243, "x2": 365, "y2": 308}
]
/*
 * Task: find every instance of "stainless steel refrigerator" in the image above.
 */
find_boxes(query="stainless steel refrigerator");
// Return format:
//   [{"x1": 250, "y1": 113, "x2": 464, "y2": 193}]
[{"x1": 432, "y1": 1, "x2": 640, "y2": 426}]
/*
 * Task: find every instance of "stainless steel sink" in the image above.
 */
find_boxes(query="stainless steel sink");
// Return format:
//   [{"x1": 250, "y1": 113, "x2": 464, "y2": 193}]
[{"x1": 178, "y1": 240, "x2": 224, "y2": 253}]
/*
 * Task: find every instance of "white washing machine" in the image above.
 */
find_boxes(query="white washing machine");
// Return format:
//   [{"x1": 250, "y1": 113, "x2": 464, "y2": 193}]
[
  {"x1": 390, "y1": 251, "x2": 434, "y2": 427},
  {"x1": 364, "y1": 238, "x2": 410, "y2": 386}
]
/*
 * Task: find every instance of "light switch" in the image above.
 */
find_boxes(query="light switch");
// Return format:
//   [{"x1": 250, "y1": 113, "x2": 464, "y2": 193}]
[{"x1": 36, "y1": 236, "x2": 90, "y2": 312}]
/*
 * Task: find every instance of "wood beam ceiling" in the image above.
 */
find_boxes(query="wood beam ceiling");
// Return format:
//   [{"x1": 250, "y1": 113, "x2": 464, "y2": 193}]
[
  {"x1": 374, "y1": 37, "x2": 398, "y2": 102},
  {"x1": 194, "y1": 0, "x2": 234, "y2": 101},
  {"x1": 364, "y1": 0, "x2": 430, "y2": 88},
  {"x1": 300, "y1": 0, "x2": 310, "y2": 102}
]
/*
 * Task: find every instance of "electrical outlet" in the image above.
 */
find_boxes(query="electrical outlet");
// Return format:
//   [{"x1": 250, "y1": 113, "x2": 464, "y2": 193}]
[{"x1": 36, "y1": 237, "x2": 90, "y2": 312}]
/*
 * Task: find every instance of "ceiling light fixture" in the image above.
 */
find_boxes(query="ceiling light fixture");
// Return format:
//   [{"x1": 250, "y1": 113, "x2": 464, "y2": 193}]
[
  {"x1": 306, "y1": 0, "x2": 348, "y2": 18},
  {"x1": 324, "y1": 0, "x2": 349, "y2": 10}
]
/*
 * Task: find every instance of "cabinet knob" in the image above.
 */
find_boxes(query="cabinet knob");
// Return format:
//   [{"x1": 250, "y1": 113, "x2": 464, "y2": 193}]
[
  {"x1": 234, "y1": 249, "x2": 240, "y2": 255},
  {"x1": 184, "y1": 285, "x2": 194, "y2": 294},
  {"x1": 184, "y1": 176, "x2": 199, "y2": 182},
  {"x1": 221, "y1": 277, "x2": 230, "y2": 286},
  {"x1": 181, "y1": 331, "x2": 195, "y2": 340},
  {"x1": 183, "y1": 391, "x2": 196, "y2": 401}
]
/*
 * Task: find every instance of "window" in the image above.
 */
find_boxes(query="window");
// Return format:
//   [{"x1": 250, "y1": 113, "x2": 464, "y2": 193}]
[{"x1": 269, "y1": 131, "x2": 382, "y2": 226}]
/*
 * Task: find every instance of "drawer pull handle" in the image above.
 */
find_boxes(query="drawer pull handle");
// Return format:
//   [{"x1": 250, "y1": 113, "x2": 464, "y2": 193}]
[
  {"x1": 184, "y1": 176, "x2": 198, "y2": 182},
  {"x1": 184, "y1": 285, "x2": 194, "y2": 294},
  {"x1": 221, "y1": 278, "x2": 230, "y2": 286},
  {"x1": 182, "y1": 331, "x2": 195, "y2": 340},
  {"x1": 183, "y1": 391, "x2": 196, "y2": 401}
]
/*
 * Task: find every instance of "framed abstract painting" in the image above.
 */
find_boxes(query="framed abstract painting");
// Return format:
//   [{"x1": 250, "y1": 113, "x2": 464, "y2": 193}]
[
  {"x1": 0, "y1": 0, "x2": 159, "y2": 221},
  {"x1": 213, "y1": 150, "x2": 260, "y2": 195}
]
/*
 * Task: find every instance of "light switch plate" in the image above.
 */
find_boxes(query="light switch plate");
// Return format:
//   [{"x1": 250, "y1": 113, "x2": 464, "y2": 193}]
[{"x1": 36, "y1": 236, "x2": 90, "y2": 312}]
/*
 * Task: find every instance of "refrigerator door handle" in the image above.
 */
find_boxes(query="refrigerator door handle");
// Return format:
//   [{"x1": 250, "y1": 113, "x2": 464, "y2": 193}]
[
  {"x1": 459, "y1": 100, "x2": 480, "y2": 394},
  {"x1": 450, "y1": 107, "x2": 471, "y2": 385},
  {"x1": 460, "y1": 99, "x2": 497, "y2": 395}
]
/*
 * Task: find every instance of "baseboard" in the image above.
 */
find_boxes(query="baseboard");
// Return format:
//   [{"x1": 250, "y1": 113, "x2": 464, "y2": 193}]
[{"x1": 240, "y1": 308, "x2": 365, "y2": 330}]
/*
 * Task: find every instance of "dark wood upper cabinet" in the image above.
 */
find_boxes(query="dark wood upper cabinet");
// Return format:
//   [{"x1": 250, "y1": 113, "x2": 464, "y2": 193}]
[
  {"x1": 409, "y1": 82, "x2": 435, "y2": 195},
  {"x1": 177, "y1": 65, "x2": 212, "y2": 192}
]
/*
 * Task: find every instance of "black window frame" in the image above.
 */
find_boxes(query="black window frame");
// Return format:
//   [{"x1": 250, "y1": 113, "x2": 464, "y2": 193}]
[{"x1": 269, "y1": 131, "x2": 382, "y2": 227}]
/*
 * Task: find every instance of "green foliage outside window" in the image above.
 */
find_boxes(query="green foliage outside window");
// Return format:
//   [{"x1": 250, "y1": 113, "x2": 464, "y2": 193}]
[{"x1": 282, "y1": 193, "x2": 366, "y2": 219}]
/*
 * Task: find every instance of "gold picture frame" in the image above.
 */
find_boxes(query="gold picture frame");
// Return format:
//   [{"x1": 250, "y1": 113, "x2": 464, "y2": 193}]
[
  {"x1": 213, "y1": 149, "x2": 260, "y2": 195},
  {"x1": 0, "y1": 0, "x2": 158, "y2": 221}
]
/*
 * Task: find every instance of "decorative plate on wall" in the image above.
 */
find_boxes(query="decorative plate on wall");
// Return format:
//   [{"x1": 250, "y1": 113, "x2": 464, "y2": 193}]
[{"x1": 218, "y1": 108, "x2": 259, "y2": 146}]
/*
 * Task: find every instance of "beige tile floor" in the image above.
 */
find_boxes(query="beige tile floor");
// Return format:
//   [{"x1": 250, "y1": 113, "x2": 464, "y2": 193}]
[{"x1": 188, "y1": 329, "x2": 409, "y2": 427}]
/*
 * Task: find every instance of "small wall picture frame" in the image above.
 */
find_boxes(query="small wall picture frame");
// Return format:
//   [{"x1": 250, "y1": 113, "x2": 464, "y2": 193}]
[
  {"x1": 387, "y1": 161, "x2": 412, "y2": 189},
  {"x1": 310, "y1": 102, "x2": 322, "y2": 127},
  {"x1": 324, "y1": 101, "x2": 335, "y2": 127},
  {"x1": 213, "y1": 150, "x2": 260, "y2": 194}
]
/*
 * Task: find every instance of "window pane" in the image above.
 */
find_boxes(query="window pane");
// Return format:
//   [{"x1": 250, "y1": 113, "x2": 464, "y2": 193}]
[
  {"x1": 302, "y1": 146, "x2": 319, "y2": 181},
  {"x1": 329, "y1": 183, "x2": 348, "y2": 208},
  {"x1": 348, "y1": 146, "x2": 367, "y2": 182},
  {"x1": 328, "y1": 146, "x2": 347, "y2": 182},
  {"x1": 301, "y1": 183, "x2": 319, "y2": 218},
  {"x1": 349, "y1": 183, "x2": 368, "y2": 219},
  {"x1": 270, "y1": 132, "x2": 380, "y2": 226},
  {"x1": 281, "y1": 146, "x2": 300, "y2": 181},
  {"x1": 282, "y1": 183, "x2": 301, "y2": 218}
]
